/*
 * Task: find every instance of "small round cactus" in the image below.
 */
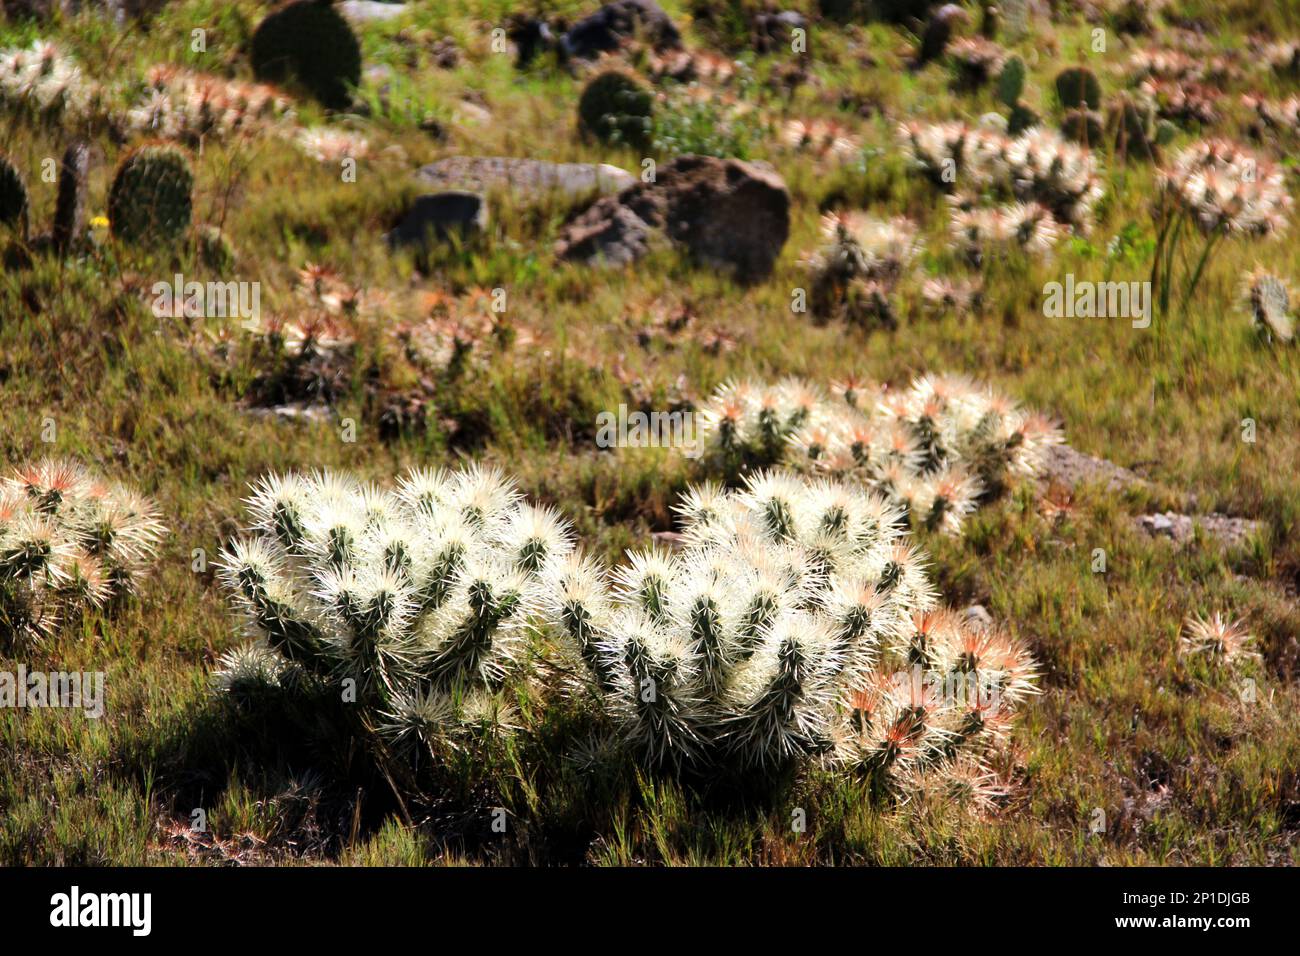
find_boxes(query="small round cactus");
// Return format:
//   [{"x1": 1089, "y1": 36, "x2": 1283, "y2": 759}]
[
  {"x1": 578, "y1": 70, "x2": 654, "y2": 150},
  {"x1": 107, "y1": 144, "x2": 193, "y2": 247},
  {"x1": 251, "y1": 0, "x2": 362, "y2": 110},
  {"x1": 1060, "y1": 108, "x2": 1104, "y2": 145},
  {"x1": 1054, "y1": 66, "x2": 1102, "y2": 111},
  {"x1": 0, "y1": 153, "x2": 29, "y2": 233}
]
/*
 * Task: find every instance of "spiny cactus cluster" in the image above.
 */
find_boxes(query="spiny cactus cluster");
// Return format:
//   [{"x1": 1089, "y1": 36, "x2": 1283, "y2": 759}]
[
  {"x1": 948, "y1": 37, "x2": 1008, "y2": 90},
  {"x1": 578, "y1": 69, "x2": 655, "y2": 150},
  {"x1": 802, "y1": 212, "x2": 919, "y2": 326},
  {"x1": 128, "y1": 66, "x2": 294, "y2": 142},
  {"x1": 696, "y1": 375, "x2": 1062, "y2": 535},
  {"x1": 1242, "y1": 93, "x2": 1300, "y2": 135},
  {"x1": 0, "y1": 40, "x2": 106, "y2": 123},
  {"x1": 541, "y1": 474, "x2": 1038, "y2": 777},
  {"x1": 215, "y1": 466, "x2": 573, "y2": 755},
  {"x1": 898, "y1": 121, "x2": 1104, "y2": 231},
  {"x1": 1241, "y1": 267, "x2": 1295, "y2": 344},
  {"x1": 296, "y1": 127, "x2": 370, "y2": 164},
  {"x1": 947, "y1": 197, "x2": 1061, "y2": 263},
  {"x1": 250, "y1": 0, "x2": 362, "y2": 111},
  {"x1": 780, "y1": 117, "x2": 861, "y2": 161},
  {"x1": 107, "y1": 144, "x2": 194, "y2": 247},
  {"x1": 1, "y1": 459, "x2": 165, "y2": 640},
  {"x1": 1157, "y1": 139, "x2": 1292, "y2": 238}
]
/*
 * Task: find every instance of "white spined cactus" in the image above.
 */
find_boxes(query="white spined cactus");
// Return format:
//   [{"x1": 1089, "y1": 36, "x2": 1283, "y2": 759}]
[
  {"x1": 0, "y1": 459, "x2": 165, "y2": 638},
  {"x1": 696, "y1": 374, "x2": 1062, "y2": 536},
  {"x1": 540, "y1": 474, "x2": 1038, "y2": 787},
  {"x1": 215, "y1": 465, "x2": 573, "y2": 754}
]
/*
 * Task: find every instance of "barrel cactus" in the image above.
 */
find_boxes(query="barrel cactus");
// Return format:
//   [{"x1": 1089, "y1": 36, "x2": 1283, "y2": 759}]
[
  {"x1": 0, "y1": 153, "x2": 29, "y2": 234},
  {"x1": 107, "y1": 144, "x2": 193, "y2": 247},
  {"x1": 1054, "y1": 66, "x2": 1102, "y2": 111},
  {"x1": 578, "y1": 70, "x2": 654, "y2": 150},
  {"x1": 250, "y1": 0, "x2": 362, "y2": 111}
]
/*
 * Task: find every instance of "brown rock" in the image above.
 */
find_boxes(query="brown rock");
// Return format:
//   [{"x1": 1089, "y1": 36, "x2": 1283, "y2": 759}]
[{"x1": 555, "y1": 155, "x2": 790, "y2": 281}]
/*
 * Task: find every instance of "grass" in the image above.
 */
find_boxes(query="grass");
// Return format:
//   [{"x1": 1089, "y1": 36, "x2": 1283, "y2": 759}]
[{"x1": 1, "y1": 0, "x2": 1298, "y2": 865}]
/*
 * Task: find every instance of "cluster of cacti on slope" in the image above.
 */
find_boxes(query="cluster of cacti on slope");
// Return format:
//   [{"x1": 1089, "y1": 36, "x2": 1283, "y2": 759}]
[
  {"x1": 802, "y1": 212, "x2": 919, "y2": 326},
  {"x1": 128, "y1": 66, "x2": 295, "y2": 143},
  {"x1": 541, "y1": 475, "x2": 1038, "y2": 778},
  {"x1": 215, "y1": 466, "x2": 574, "y2": 754},
  {"x1": 0, "y1": 459, "x2": 165, "y2": 639},
  {"x1": 213, "y1": 465, "x2": 1039, "y2": 793},
  {"x1": 897, "y1": 121, "x2": 1105, "y2": 232},
  {"x1": 0, "y1": 40, "x2": 106, "y2": 123},
  {"x1": 1157, "y1": 140, "x2": 1292, "y2": 239},
  {"x1": 695, "y1": 375, "x2": 1062, "y2": 536}
]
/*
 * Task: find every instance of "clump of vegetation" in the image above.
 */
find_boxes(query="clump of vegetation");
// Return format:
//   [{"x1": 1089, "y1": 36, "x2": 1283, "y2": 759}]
[
  {"x1": 803, "y1": 212, "x2": 919, "y2": 327},
  {"x1": 215, "y1": 465, "x2": 572, "y2": 762},
  {"x1": 1, "y1": 459, "x2": 165, "y2": 641},
  {"x1": 697, "y1": 375, "x2": 1062, "y2": 535}
]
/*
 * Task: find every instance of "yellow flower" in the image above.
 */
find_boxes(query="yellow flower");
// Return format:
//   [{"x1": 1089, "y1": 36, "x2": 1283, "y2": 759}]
[{"x1": 90, "y1": 215, "x2": 109, "y2": 228}]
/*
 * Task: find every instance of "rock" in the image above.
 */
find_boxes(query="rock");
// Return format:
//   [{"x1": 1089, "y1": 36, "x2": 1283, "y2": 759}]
[
  {"x1": 753, "y1": 11, "x2": 807, "y2": 53},
  {"x1": 1136, "y1": 512, "x2": 1264, "y2": 550},
  {"x1": 507, "y1": 15, "x2": 559, "y2": 68},
  {"x1": 1038, "y1": 443, "x2": 1150, "y2": 495},
  {"x1": 962, "y1": 604, "x2": 995, "y2": 631},
  {"x1": 554, "y1": 202, "x2": 658, "y2": 266},
  {"x1": 339, "y1": 1, "x2": 407, "y2": 24},
  {"x1": 387, "y1": 191, "x2": 487, "y2": 249},
  {"x1": 415, "y1": 156, "x2": 635, "y2": 201},
  {"x1": 562, "y1": 0, "x2": 681, "y2": 60},
  {"x1": 556, "y1": 155, "x2": 790, "y2": 281}
]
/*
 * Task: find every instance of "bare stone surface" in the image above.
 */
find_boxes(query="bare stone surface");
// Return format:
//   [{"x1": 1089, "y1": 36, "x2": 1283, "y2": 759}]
[
  {"x1": 1039, "y1": 443, "x2": 1151, "y2": 494},
  {"x1": 415, "y1": 156, "x2": 635, "y2": 201},
  {"x1": 1135, "y1": 512, "x2": 1264, "y2": 549}
]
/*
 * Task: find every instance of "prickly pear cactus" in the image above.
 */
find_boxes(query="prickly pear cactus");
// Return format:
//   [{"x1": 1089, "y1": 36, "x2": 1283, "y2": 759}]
[
  {"x1": 250, "y1": 0, "x2": 362, "y2": 110},
  {"x1": 107, "y1": 144, "x2": 193, "y2": 247},
  {"x1": 1055, "y1": 66, "x2": 1102, "y2": 111},
  {"x1": 1008, "y1": 103, "x2": 1039, "y2": 134},
  {"x1": 1060, "y1": 108, "x2": 1104, "y2": 145},
  {"x1": 53, "y1": 141, "x2": 88, "y2": 253},
  {"x1": 997, "y1": 55, "x2": 1026, "y2": 108},
  {"x1": 578, "y1": 70, "x2": 654, "y2": 150},
  {"x1": 196, "y1": 224, "x2": 235, "y2": 272},
  {"x1": 0, "y1": 153, "x2": 29, "y2": 232},
  {"x1": 1110, "y1": 94, "x2": 1158, "y2": 162}
]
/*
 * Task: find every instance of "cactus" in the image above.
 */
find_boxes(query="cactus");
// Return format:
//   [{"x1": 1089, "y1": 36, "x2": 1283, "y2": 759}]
[
  {"x1": 196, "y1": 224, "x2": 235, "y2": 272},
  {"x1": 1110, "y1": 93, "x2": 1159, "y2": 162},
  {"x1": 540, "y1": 472, "x2": 1040, "y2": 773},
  {"x1": 1054, "y1": 66, "x2": 1102, "y2": 111},
  {"x1": 578, "y1": 70, "x2": 654, "y2": 150},
  {"x1": 0, "y1": 153, "x2": 29, "y2": 235},
  {"x1": 1060, "y1": 107, "x2": 1104, "y2": 145},
  {"x1": 696, "y1": 374, "x2": 1063, "y2": 532},
  {"x1": 52, "y1": 141, "x2": 88, "y2": 254},
  {"x1": 107, "y1": 144, "x2": 193, "y2": 247},
  {"x1": 215, "y1": 466, "x2": 573, "y2": 758},
  {"x1": 0, "y1": 458, "x2": 165, "y2": 640},
  {"x1": 996, "y1": 55, "x2": 1026, "y2": 109},
  {"x1": 250, "y1": 0, "x2": 362, "y2": 111}
]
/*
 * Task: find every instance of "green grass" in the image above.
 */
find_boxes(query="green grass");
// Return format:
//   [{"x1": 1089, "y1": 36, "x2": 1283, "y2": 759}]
[{"x1": 1, "y1": 0, "x2": 1298, "y2": 865}]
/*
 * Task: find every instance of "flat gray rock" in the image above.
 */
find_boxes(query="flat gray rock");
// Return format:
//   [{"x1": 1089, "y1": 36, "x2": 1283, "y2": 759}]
[
  {"x1": 339, "y1": 1, "x2": 407, "y2": 23},
  {"x1": 1039, "y1": 443, "x2": 1150, "y2": 494},
  {"x1": 415, "y1": 157, "x2": 635, "y2": 201},
  {"x1": 1136, "y1": 512, "x2": 1264, "y2": 549}
]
